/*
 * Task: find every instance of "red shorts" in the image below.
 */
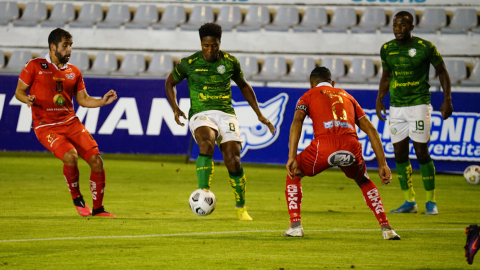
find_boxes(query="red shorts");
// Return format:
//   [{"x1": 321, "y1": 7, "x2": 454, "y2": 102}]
[
  {"x1": 296, "y1": 135, "x2": 367, "y2": 179},
  {"x1": 34, "y1": 118, "x2": 99, "y2": 161}
]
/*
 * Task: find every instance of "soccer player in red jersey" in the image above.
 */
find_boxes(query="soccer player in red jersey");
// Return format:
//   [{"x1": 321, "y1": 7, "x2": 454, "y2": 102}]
[
  {"x1": 14, "y1": 28, "x2": 117, "y2": 217},
  {"x1": 283, "y1": 67, "x2": 400, "y2": 240}
]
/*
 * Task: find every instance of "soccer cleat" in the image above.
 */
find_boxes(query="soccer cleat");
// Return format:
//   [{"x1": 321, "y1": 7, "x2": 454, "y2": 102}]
[
  {"x1": 235, "y1": 206, "x2": 252, "y2": 221},
  {"x1": 92, "y1": 206, "x2": 116, "y2": 217},
  {"x1": 73, "y1": 196, "x2": 92, "y2": 217},
  {"x1": 425, "y1": 201, "x2": 438, "y2": 215},
  {"x1": 283, "y1": 226, "x2": 304, "y2": 237},
  {"x1": 390, "y1": 201, "x2": 418, "y2": 213},
  {"x1": 465, "y1": 224, "x2": 480, "y2": 265},
  {"x1": 382, "y1": 227, "x2": 401, "y2": 240}
]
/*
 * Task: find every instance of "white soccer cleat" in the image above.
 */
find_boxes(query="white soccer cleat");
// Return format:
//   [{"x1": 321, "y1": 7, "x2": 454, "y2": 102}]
[
  {"x1": 283, "y1": 226, "x2": 304, "y2": 237},
  {"x1": 382, "y1": 228, "x2": 401, "y2": 240}
]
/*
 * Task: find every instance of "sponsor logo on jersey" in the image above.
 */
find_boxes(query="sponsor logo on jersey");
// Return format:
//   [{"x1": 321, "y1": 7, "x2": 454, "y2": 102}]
[
  {"x1": 53, "y1": 77, "x2": 65, "y2": 81},
  {"x1": 53, "y1": 94, "x2": 66, "y2": 106},
  {"x1": 38, "y1": 71, "x2": 52, "y2": 75},
  {"x1": 65, "y1": 73, "x2": 75, "y2": 80},
  {"x1": 327, "y1": 150, "x2": 356, "y2": 166},
  {"x1": 393, "y1": 80, "x2": 419, "y2": 88},
  {"x1": 217, "y1": 65, "x2": 226, "y2": 74},
  {"x1": 40, "y1": 63, "x2": 49, "y2": 69},
  {"x1": 198, "y1": 93, "x2": 229, "y2": 101},
  {"x1": 195, "y1": 69, "x2": 208, "y2": 72},
  {"x1": 296, "y1": 104, "x2": 308, "y2": 113},
  {"x1": 389, "y1": 52, "x2": 399, "y2": 55},
  {"x1": 408, "y1": 48, "x2": 416, "y2": 57}
]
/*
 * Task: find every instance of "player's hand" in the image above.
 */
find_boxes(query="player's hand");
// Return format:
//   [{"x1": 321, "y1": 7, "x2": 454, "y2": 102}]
[
  {"x1": 174, "y1": 108, "x2": 187, "y2": 127},
  {"x1": 102, "y1": 90, "x2": 117, "y2": 105},
  {"x1": 258, "y1": 115, "x2": 276, "y2": 135},
  {"x1": 440, "y1": 100, "x2": 453, "y2": 120},
  {"x1": 376, "y1": 99, "x2": 387, "y2": 122},
  {"x1": 378, "y1": 164, "x2": 392, "y2": 185},
  {"x1": 26, "y1": 95, "x2": 36, "y2": 107},
  {"x1": 286, "y1": 157, "x2": 298, "y2": 179}
]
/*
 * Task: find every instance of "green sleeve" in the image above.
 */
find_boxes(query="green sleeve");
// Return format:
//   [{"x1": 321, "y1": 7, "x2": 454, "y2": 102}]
[
  {"x1": 380, "y1": 45, "x2": 391, "y2": 71},
  {"x1": 171, "y1": 58, "x2": 189, "y2": 83},
  {"x1": 428, "y1": 43, "x2": 443, "y2": 67},
  {"x1": 231, "y1": 56, "x2": 244, "y2": 82}
]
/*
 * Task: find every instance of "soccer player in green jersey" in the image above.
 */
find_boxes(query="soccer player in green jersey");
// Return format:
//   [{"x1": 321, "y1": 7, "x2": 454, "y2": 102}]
[
  {"x1": 165, "y1": 23, "x2": 276, "y2": 220},
  {"x1": 376, "y1": 11, "x2": 453, "y2": 215}
]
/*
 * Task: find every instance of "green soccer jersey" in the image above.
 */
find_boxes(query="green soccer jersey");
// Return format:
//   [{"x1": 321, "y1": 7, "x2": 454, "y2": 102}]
[
  {"x1": 172, "y1": 50, "x2": 244, "y2": 119},
  {"x1": 380, "y1": 36, "x2": 443, "y2": 107}
]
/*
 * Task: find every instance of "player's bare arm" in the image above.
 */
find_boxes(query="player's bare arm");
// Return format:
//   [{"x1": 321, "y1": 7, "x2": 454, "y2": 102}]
[
  {"x1": 357, "y1": 116, "x2": 392, "y2": 184},
  {"x1": 286, "y1": 110, "x2": 307, "y2": 179},
  {"x1": 376, "y1": 70, "x2": 391, "y2": 122},
  {"x1": 235, "y1": 77, "x2": 276, "y2": 135},
  {"x1": 165, "y1": 73, "x2": 187, "y2": 127},
  {"x1": 15, "y1": 80, "x2": 36, "y2": 107},
  {"x1": 434, "y1": 61, "x2": 453, "y2": 120},
  {"x1": 74, "y1": 89, "x2": 117, "y2": 108}
]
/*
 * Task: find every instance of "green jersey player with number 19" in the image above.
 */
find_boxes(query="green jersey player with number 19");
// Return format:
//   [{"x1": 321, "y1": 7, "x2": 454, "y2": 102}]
[
  {"x1": 165, "y1": 22, "x2": 276, "y2": 220},
  {"x1": 376, "y1": 11, "x2": 453, "y2": 215}
]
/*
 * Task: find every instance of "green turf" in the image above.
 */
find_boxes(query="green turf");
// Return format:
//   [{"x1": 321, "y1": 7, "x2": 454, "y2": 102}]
[{"x1": 0, "y1": 152, "x2": 478, "y2": 269}]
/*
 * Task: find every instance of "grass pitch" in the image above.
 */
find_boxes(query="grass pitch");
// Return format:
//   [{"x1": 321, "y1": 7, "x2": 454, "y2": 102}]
[{"x1": 0, "y1": 152, "x2": 478, "y2": 269}]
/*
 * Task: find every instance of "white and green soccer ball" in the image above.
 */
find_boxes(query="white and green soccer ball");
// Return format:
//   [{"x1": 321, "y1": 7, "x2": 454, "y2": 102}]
[
  {"x1": 189, "y1": 189, "x2": 216, "y2": 216},
  {"x1": 464, "y1": 165, "x2": 480, "y2": 185}
]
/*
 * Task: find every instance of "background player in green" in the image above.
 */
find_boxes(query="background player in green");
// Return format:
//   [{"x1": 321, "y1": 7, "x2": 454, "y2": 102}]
[
  {"x1": 376, "y1": 11, "x2": 453, "y2": 215},
  {"x1": 165, "y1": 23, "x2": 276, "y2": 220}
]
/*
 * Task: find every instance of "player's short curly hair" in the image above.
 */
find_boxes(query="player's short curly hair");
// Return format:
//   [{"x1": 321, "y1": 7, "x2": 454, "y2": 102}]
[
  {"x1": 199, "y1": 23, "x2": 222, "y2": 42},
  {"x1": 310, "y1": 66, "x2": 332, "y2": 83},
  {"x1": 394, "y1": 11, "x2": 414, "y2": 25},
  {"x1": 48, "y1": 28, "x2": 72, "y2": 48}
]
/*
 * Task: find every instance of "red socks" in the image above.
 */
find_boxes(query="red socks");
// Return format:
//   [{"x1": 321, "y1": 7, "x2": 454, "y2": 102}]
[
  {"x1": 285, "y1": 175, "x2": 303, "y2": 225},
  {"x1": 90, "y1": 170, "x2": 106, "y2": 210},
  {"x1": 360, "y1": 179, "x2": 389, "y2": 227},
  {"x1": 63, "y1": 165, "x2": 81, "y2": 199}
]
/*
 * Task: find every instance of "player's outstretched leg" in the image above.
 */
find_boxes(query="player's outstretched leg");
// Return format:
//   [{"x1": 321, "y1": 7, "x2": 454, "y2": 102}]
[
  {"x1": 88, "y1": 154, "x2": 115, "y2": 217},
  {"x1": 391, "y1": 160, "x2": 418, "y2": 214},
  {"x1": 465, "y1": 224, "x2": 480, "y2": 265},
  {"x1": 229, "y1": 167, "x2": 252, "y2": 221},
  {"x1": 419, "y1": 157, "x2": 437, "y2": 215},
  {"x1": 283, "y1": 175, "x2": 304, "y2": 237},
  {"x1": 196, "y1": 153, "x2": 214, "y2": 190},
  {"x1": 64, "y1": 164, "x2": 92, "y2": 216}
]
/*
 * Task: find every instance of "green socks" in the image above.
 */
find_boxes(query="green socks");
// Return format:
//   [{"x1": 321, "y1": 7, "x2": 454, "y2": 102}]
[
  {"x1": 420, "y1": 160, "x2": 436, "y2": 202},
  {"x1": 229, "y1": 167, "x2": 246, "y2": 207},
  {"x1": 196, "y1": 154, "x2": 214, "y2": 190},
  {"x1": 396, "y1": 160, "x2": 415, "y2": 202}
]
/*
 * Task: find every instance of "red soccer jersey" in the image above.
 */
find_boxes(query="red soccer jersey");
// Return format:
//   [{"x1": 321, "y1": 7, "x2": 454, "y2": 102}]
[
  {"x1": 19, "y1": 54, "x2": 86, "y2": 129},
  {"x1": 296, "y1": 83, "x2": 366, "y2": 139}
]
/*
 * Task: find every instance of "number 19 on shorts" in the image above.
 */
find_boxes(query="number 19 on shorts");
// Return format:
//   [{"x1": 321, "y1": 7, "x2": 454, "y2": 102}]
[{"x1": 415, "y1": 120, "x2": 424, "y2": 131}]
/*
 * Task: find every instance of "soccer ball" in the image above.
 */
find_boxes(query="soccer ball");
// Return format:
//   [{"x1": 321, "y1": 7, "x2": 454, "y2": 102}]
[
  {"x1": 189, "y1": 189, "x2": 216, "y2": 216},
  {"x1": 463, "y1": 165, "x2": 480, "y2": 185}
]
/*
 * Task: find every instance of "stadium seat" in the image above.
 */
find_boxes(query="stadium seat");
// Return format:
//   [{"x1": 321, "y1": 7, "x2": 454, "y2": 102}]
[
  {"x1": 41, "y1": 3, "x2": 74, "y2": 28},
  {"x1": 380, "y1": 8, "x2": 416, "y2": 33},
  {"x1": 321, "y1": 57, "x2": 345, "y2": 81},
  {"x1": 462, "y1": 61, "x2": 480, "y2": 86},
  {"x1": 68, "y1": 52, "x2": 90, "y2": 72},
  {"x1": 236, "y1": 6, "x2": 270, "y2": 32},
  {"x1": 0, "y1": 50, "x2": 32, "y2": 73},
  {"x1": 152, "y1": 6, "x2": 186, "y2": 30},
  {"x1": 351, "y1": 8, "x2": 386, "y2": 33},
  {"x1": 125, "y1": 5, "x2": 158, "y2": 29},
  {"x1": 69, "y1": 4, "x2": 103, "y2": 28},
  {"x1": 415, "y1": 8, "x2": 446, "y2": 34},
  {"x1": 0, "y1": 50, "x2": 4, "y2": 69},
  {"x1": 13, "y1": 2, "x2": 47, "y2": 27},
  {"x1": 138, "y1": 54, "x2": 173, "y2": 78},
  {"x1": 445, "y1": 60, "x2": 467, "y2": 85},
  {"x1": 216, "y1": 6, "x2": 242, "y2": 31},
  {"x1": 180, "y1": 6, "x2": 214, "y2": 31},
  {"x1": 0, "y1": 1, "x2": 19, "y2": 26},
  {"x1": 322, "y1": 8, "x2": 357, "y2": 33},
  {"x1": 265, "y1": 7, "x2": 299, "y2": 32},
  {"x1": 429, "y1": 64, "x2": 436, "y2": 79},
  {"x1": 96, "y1": 4, "x2": 130, "y2": 29},
  {"x1": 237, "y1": 56, "x2": 258, "y2": 80},
  {"x1": 280, "y1": 57, "x2": 316, "y2": 82},
  {"x1": 38, "y1": 50, "x2": 49, "y2": 58},
  {"x1": 441, "y1": 9, "x2": 478, "y2": 34},
  {"x1": 338, "y1": 58, "x2": 375, "y2": 83},
  {"x1": 83, "y1": 52, "x2": 117, "y2": 76},
  {"x1": 368, "y1": 65, "x2": 383, "y2": 84},
  {"x1": 293, "y1": 7, "x2": 328, "y2": 32},
  {"x1": 251, "y1": 56, "x2": 287, "y2": 81},
  {"x1": 111, "y1": 54, "x2": 145, "y2": 76}
]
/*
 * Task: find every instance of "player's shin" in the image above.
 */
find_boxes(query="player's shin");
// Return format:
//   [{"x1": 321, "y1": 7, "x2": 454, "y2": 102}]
[
  {"x1": 229, "y1": 167, "x2": 246, "y2": 207},
  {"x1": 359, "y1": 179, "x2": 389, "y2": 227},
  {"x1": 285, "y1": 175, "x2": 303, "y2": 227},
  {"x1": 396, "y1": 160, "x2": 415, "y2": 202},
  {"x1": 196, "y1": 154, "x2": 214, "y2": 190},
  {"x1": 63, "y1": 164, "x2": 81, "y2": 199},
  {"x1": 419, "y1": 158, "x2": 436, "y2": 202},
  {"x1": 90, "y1": 170, "x2": 106, "y2": 210}
]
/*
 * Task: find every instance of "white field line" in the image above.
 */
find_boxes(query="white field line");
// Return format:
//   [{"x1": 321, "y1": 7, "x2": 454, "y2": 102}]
[{"x1": 0, "y1": 228, "x2": 464, "y2": 243}]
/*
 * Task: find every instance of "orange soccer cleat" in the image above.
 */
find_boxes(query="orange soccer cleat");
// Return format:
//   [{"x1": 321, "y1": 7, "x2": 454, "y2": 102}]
[
  {"x1": 73, "y1": 196, "x2": 92, "y2": 217},
  {"x1": 92, "y1": 206, "x2": 116, "y2": 217}
]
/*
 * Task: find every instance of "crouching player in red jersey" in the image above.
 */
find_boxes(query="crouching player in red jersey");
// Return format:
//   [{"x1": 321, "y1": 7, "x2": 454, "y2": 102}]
[
  {"x1": 15, "y1": 28, "x2": 117, "y2": 217},
  {"x1": 283, "y1": 67, "x2": 400, "y2": 240}
]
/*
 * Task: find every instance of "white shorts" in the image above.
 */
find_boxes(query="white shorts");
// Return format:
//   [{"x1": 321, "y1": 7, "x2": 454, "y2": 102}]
[
  {"x1": 189, "y1": 110, "x2": 244, "y2": 146},
  {"x1": 389, "y1": 104, "x2": 432, "y2": 144}
]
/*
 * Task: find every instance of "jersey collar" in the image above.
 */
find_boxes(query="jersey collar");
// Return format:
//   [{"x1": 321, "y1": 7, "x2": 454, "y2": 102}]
[
  {"x1": 316, "y1": 82, "x2": 333, "y2": 87},
  {"x1": 45, "y1": 53, "x2": 69, "y2": 70}
]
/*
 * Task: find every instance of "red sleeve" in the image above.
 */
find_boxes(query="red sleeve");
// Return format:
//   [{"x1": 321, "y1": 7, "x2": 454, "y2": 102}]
[
  {"x1": 353, "y1": 99, "x2": 366, "y2": 122},
  {"x1": 295, "y1": 92, "x2": 309, "y2": 115},
  {"x1": 76, "y1": 71, "x2": 86, "y2": 92},
  {"x1": 18, "y1": 60, "x2": 35, "y2": 86}
]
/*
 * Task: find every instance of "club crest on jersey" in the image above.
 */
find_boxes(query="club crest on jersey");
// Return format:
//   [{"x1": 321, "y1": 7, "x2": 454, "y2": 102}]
[
  {"x1": 217, "y1": 65, "x2": 226, "y2": 74},
  {"x1": 41, "y1": 63, "x2": 49, "y2": 69},
  {"x1": 408, "y1": 48, "x2": 416, "y2": 57},
  {"x1": 66, "y1": 73, "x2": 75, "y2": 80}
]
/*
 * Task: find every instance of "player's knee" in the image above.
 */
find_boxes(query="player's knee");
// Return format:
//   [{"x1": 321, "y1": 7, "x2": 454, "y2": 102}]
[
  {"x1": 198, "y1": 140, "x2": 215, "y2": 155},
  {"x1": 88, "y1": 154, "x2": 104, "y2": 172},
  {"x1": 394, "y1": 148, "x2": 409, "y2": 163},
  {"x1": 63, "y1": 149, "x2": 78, "y2": 166}
]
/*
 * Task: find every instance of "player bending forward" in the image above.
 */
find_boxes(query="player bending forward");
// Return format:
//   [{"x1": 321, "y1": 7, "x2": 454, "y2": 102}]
[
  {"x1": 15, "y1": 28, "x2": 117, "y2": 217},
  {"x1": 165, "y1": 23, "x2": 275, "y2": 220},
  {"x1": 283, "y1": 67, "x2": 400, "y2": 240}
]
